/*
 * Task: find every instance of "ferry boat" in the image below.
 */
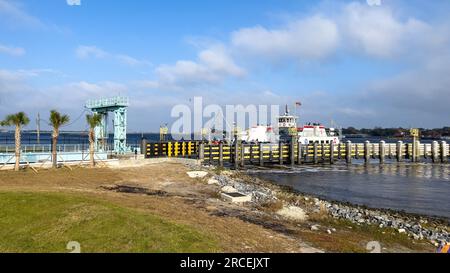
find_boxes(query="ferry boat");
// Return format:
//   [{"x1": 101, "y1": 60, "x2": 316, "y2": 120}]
[
  {"x1": 238, "y1": 125, "x2": 276, "y2": 143},
  {"x1": 239, "y1": 105, "x2": 341, "y2": 144},
  {"x1": 297, "y1": 123, "x2": 340, "y2": 145},
  {"x1": 278, "y1": 105, "x2": 340, "y2": 145}
]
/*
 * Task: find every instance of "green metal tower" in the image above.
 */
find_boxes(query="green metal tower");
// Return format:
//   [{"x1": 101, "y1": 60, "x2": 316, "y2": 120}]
[{"x1": 85, "y1": 96, "x2": 129, "y2": 154}]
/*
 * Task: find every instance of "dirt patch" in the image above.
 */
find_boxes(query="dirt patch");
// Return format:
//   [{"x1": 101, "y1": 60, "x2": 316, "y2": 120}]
[
  {"x1": 101, "y1": 185, "x2": 168, "y2": 197},
  {"x1": 209, "y1": 206, "x2": 296, "y2": 236}
]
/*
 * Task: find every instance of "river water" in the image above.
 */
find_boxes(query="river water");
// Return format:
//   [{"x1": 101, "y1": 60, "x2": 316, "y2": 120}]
[
  {"x1": 0, "y1": 132, "x2": 165, "y2": 147},
  {"x1": 251, "y1": 162, "x2": 450, "y2": 220}
]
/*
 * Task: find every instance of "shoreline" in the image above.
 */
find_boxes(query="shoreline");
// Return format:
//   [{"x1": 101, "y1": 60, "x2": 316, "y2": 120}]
[
  {"x1": 255, "y1": 173, "x2": 450, "y2": 225},
  {"x1": 244, "y1": 163, "x2": 450, "y2": 222},
  {"x1": 205, "y1": 165, "x2": 450, "y2": 246}
]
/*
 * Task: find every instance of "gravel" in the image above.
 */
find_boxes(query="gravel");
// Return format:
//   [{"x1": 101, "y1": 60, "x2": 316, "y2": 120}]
[
  {"x1": 322, "y1": 198, "x2": 450, "y2": 245},
  {"x1": 212, "y1": 170, "x2": 450, "y2": 246}
]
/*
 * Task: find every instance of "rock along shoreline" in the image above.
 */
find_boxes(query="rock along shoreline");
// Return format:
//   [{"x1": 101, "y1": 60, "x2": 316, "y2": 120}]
[{"x1": 202, "y1": 165, "x2": 450, "y2": 247}]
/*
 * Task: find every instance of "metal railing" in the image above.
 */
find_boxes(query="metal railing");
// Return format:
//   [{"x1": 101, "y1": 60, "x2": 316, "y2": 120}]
[
  {"x1": 86, "y1": 96, "x2": 129, "y2": 109},
  {"x1": 0, "y1": 144, "x2": 90, "y2": 154},
  {"x1": 0, "y1": 144, "x2": 140, "y2": 154}
]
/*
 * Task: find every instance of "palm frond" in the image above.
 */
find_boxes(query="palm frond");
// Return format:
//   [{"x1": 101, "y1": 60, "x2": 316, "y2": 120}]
[
  {"x1": 1, "y1": 112, "x2": 30, "y2": 126},
  {"x1": 49, "y1": 110, "x2": 70, "y2": 129},
  {"x1": 86, "y1": 114, "x2": 102, "y2": 129}
]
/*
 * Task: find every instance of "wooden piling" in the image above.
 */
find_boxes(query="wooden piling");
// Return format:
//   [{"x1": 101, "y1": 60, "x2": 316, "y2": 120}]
[
  {"x1": 141, "y1": 139, "x2": 147, "y2": 155},
  {"x1": 174, "y1": 142, "x2": 179, "y2": 157},
  {"x1": 321, "y1": 143, "x2": 326, "y2": 163},
  {"x1": 249, "y1": 144, "x2": 253, "y2": 165},
  {"x1": 423, "y1": 143, "x2": 428, "y2": 160},
  {"x1": 234, "y1": 140, "x2": 239, "y2": 169},
  {"x1": 313, "y1": 142, "x2": 318, "y2": 164},
  {"x1": 415, "y1": 140, "x2": 421, "y2": 163},
  {"x1": 289, "y1": 137, "x2": 296, "y2": 167},
  {"x1": 219, "y1": 142, "x2": 224, "y2": 167},
  {"x1": 240, "y1": 142, "x2": 245, "y2": 167},
  {"x1": 364, "y1": 141, "x2": 370, "y2": 164},
  {"x1": 379, "y1": 140, "x2": 385, "y2": 164},
  {"x1": 432, "y1": 141, "x2": 438, "y2": 163},
  {"x1": 259, "y1": 143, "x2": 264, "y2": 167},
  {"x1": 441, "y1": 141, "x2": 448, "y2": 163},
  {"x1": 337, "y1": 143, "x2": 342, "y2": 159},
  {"x1": 372, "y1": 143, "x2": 376, "y2": 159},
  {"x1": 297, "y1": 143, "x2": 303, "y2": 165},
  {"x1": 355, "y1": 143, "x2": 359, "y2": 159},
  {"x1": 305, "y1": 144, "x2": 310, "y2": 163},
  {"x1": 199, "y1": 143, "x2": 205, "y2": 160},
  {"x1": 279, "y1": 142, "x2": 284, "y2": 165},
  {"x1": 330, "y1": 142, "x2": 335, "y2": 164},
  {"x1": 209, "y1": 144, "x2": 213, "y2": 162},
  {"x1": 396, "y1": 141, "x2": 403, "y2": 162},
  {"x1": 166, "y1": 142, "x2": 171, "y2": 157},
  {"x1": 269, "y1": 145, "x2": 273, "y2": 163},
  {"x1": 181, "y1": 142, "x2": 186, "y2": 157},
  {"x1": 345, "y1": 141, "x2": 352, "y2": 164}
]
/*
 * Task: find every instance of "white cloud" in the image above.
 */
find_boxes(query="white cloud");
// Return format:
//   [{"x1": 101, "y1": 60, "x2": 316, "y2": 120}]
[
  {"x1": 116, "y1": 54, "x2": 150, "y2": 67},
  {"x1": 303, "y1": 52, "x2": 450, "y2": 128},
  {"x1": 76, "y1": 45, "x2": 150, "y2": 67},
  {"x1": 231, "y1": 15, "x2": 339, "y2": 62},
  {"x1": 365, "y1": 54, "x2": 450, "y2": 115},
  {"x1": 76, "y1": 45, "x2": 108, "y2": 59},
  {"x1": 0, "y1": 71, "x2": 128, "y2": 112},
  {"x1": 0, "y1": 69, "x2": 67, "y2": 110},
  {"x1": 198, "y1": 47, "x2": 245, "y2": 76},
  {"x1": 0, "y1": 44, "x2": 25, "y2": 56},
  {"x1": 229, "y1": 2, "x2": 448, "y2": 62},
  {"x1": 366, "y1": 0, "x2": 382, "y2": 7},
  {"x1": 153, "y1": 45, "x2": 245, "y2": 88},
  {"x1": 0, "y1": 71, "x2": 172, "y2": 131},
  {"x1": 0, "y1": 69, "x2": 29, "y2": 93},
  {"x1": 0, "y1": 0, "x2": 44, "y2": 28},
  {"x1": 340, "y1": 2, "x2": 429, "y2": 58},
  {"x1": 0, "y1": 68, "x2": 64, "y2": 82},
  {"x1": 67, "y1": 0, "x2": 81, "y2": 6},
  {"x1": 57, "y1": 81, "x2": 128, "y2": 104}
]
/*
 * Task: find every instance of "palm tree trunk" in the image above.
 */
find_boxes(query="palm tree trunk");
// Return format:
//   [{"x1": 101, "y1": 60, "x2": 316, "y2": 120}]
[
  {"x1": 14, "y1": 125, "x2": 21, "y2": 171},
  {"x1": 89, "y1": 128, "x2": 95, "y2": 167},
  {"x1": 52, "y1": 129, "x2": 58, "y2": 168}
]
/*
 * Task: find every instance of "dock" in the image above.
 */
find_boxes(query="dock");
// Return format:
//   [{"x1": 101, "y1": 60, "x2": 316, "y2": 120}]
[{"x1": 144, "y1": 140, "x2": 449, "y2": 168}]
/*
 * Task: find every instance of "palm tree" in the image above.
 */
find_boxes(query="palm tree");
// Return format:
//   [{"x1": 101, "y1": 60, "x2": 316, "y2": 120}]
[
  {"x1": 49, "y1": 110, "x2": 70, "y2": 168},
  {"x1": 1, "y1": 112, "x2": 30, "y2": 171},
  {"x1": 86, "y1": 114, "x2": 102, "y2": 167}
]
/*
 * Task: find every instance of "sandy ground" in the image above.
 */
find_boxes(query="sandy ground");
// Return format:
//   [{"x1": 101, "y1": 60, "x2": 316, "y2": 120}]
[
  {"x1": 0, "y1": 162, "x2": 319, "y2": 253},
  {"x1": 0, "y1": 161, "x2": 436, "y2": 253}
]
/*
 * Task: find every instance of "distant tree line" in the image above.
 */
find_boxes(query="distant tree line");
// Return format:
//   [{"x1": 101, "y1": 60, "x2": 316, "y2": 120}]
[{"x1": 342, "y1": 127, "x2": 450, "y2": 138}]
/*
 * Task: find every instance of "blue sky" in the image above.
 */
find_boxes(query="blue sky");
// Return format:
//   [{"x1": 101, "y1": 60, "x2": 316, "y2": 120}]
[{"x1": 0, "y1": 0, "x2": 449, "y2": 131}]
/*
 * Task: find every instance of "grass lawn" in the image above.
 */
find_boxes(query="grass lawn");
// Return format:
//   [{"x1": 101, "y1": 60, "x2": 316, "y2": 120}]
[{"x1": 0, "y1": 192, "x2": 219, "y2": 253}]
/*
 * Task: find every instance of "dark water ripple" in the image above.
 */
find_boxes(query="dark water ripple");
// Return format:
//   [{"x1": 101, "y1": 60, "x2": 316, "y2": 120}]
[{"x1": 251, "y1": 163, "x2": 450, "y2": 219}]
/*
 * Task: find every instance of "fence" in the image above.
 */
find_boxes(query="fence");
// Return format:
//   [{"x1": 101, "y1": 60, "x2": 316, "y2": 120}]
[
  {"x1": 0, "y1": 150, "x2": 108, "y2": 165},
  {"x1": 0, "y1": 144, "x2": 92, "y2": 154}
]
